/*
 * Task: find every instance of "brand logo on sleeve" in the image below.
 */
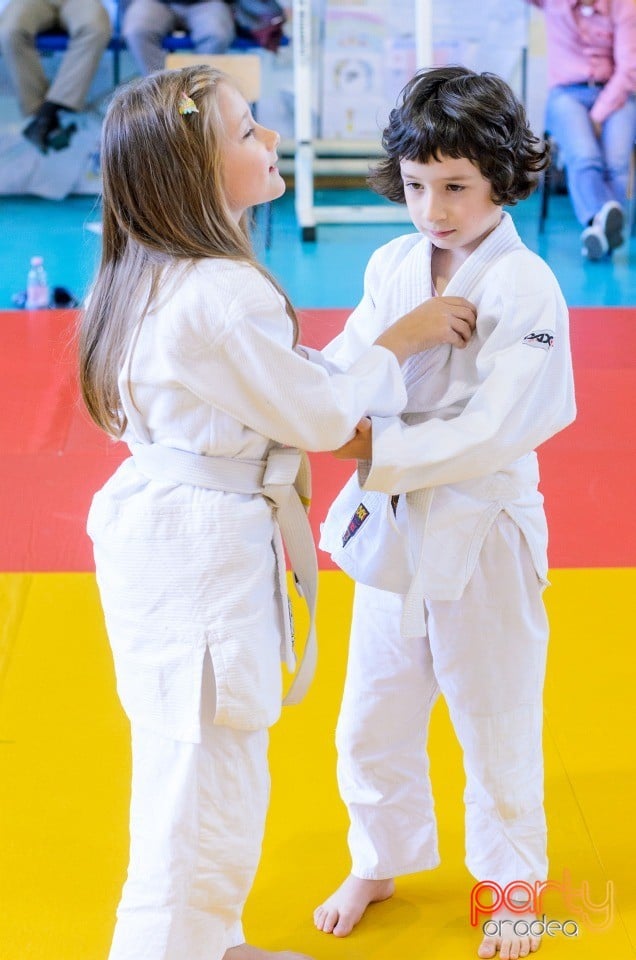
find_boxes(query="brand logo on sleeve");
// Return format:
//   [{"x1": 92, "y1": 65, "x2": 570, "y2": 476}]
[
  {"x1": 342, "y1": 503, "x2": 370, "y2": 546},
  {"x1": 523, "y1": 330, "x2": 554, "y2": 351}
]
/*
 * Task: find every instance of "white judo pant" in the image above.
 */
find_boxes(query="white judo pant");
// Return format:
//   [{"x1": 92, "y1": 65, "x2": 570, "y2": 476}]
[
  {"x1": 109, "y1": 656, "x2": 270, "y2": 960},
  {"x1": 336, "y1": 512, "x2": 549, "y2": 887}
]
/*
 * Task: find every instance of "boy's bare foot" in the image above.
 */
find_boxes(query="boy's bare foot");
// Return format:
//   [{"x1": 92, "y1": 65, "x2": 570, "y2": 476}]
[
  {"x1": 477, "y1": 912, "x2": 542, "y2": 960},
  {"x1": 313, "y1": 874, "x2": 395, "y2": 937},
  {"x1": 223, "y1": 946, "x2": 314, "y2": 960}
]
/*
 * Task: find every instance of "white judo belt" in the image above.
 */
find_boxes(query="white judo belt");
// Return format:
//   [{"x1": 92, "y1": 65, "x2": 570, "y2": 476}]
[{"x1": 130, "y1": 442, "x2": 318, "y2": 706}]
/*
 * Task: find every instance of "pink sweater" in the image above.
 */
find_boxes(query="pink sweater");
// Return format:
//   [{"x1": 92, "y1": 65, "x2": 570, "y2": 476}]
[{"x1": 527, "y1": 0, "x2": 636, "y2": 123}]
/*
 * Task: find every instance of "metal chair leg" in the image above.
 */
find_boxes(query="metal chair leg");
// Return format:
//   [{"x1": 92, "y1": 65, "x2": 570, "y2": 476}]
[{"x1": 629, "y1": 143, "x2": 636, "y2": 236}]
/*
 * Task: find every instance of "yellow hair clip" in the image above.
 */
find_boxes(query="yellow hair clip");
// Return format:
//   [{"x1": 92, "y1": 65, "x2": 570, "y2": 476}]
[{"x1": 178, "y1": 94, "x2": 199, "y2": 116}]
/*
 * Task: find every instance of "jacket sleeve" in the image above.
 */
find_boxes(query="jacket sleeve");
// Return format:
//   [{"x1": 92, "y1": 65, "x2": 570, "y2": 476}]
[
  {"x1": 319, "y1": 246, "x2": 402, "y2": 368},
  {"x1": 364, "y1": 277, "x2": 576, "y2": 494},
  {"x1": 165, "y1": 271, "x2": 407, "y2": 453}
]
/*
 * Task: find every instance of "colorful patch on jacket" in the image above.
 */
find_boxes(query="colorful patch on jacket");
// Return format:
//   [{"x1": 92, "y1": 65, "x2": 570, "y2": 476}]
[
  {"x1": 342, "y1": 503, "x2": 370, "y2": 546},
  {"x1": 523, "y1": 329, "x2": 554, "y2": 351}
]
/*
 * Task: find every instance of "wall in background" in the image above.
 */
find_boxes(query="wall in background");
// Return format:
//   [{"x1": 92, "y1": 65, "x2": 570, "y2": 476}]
[{"x1": 0, "y1": 0, "x2": 548, "y2": 198}]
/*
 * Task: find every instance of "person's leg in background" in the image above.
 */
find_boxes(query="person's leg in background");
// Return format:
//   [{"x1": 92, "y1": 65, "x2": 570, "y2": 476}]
[
  {"x1": 49, "y1": 0, "x2": 111, "y2": 112},
  {"x1": 0, "y1": 0, "x2": 110, "y2": 153},
  {"x1": 546, "y1": 83, "x2": 625, "y2": 259},
  {"x1": 0, "y1": 0, "x2": 56, "y2": 117},
  {"x1": 182, "y1": 1, "x2": 236, "y2": 55},
  {"x1": 123, "y1": 0, "x2": 176, "y2": 76},
  {"x1": 602, "y1": 92, "x2": 636, "y2": 214}
]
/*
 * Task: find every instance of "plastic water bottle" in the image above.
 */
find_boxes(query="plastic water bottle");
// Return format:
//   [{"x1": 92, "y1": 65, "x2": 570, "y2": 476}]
[{"x1": 25, "y1": 256, "x2": 50, "y2": 309}]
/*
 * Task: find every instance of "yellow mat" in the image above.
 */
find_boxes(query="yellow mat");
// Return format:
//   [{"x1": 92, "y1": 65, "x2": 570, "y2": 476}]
[{"x1": 0, "y1": 569, "x2": 633, "y2": 959}]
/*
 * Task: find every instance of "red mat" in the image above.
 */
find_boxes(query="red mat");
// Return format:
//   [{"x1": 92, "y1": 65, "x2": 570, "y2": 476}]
[{"x1": 0, "y1": 308, "x2": 634, "y2": 571}]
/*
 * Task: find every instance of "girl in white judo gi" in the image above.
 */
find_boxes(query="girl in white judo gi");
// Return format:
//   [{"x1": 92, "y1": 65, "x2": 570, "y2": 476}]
[
  {"x1": 314, "y1": 67, "x2": 576, "y2": 960},
  {"x1": 78, "y1": 66, "x2": 477, "y2": 960}
]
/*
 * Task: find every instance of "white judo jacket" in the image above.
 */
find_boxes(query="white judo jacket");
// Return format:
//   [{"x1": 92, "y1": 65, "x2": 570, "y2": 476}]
[
  {"x1": 87, "y1": 258, "x2": 408, "y2": 742},
  {"x1": 319, "y1": 213, "x2": 576, "y2": 633}
]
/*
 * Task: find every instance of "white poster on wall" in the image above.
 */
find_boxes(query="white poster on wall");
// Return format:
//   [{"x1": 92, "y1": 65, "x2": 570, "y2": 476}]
[
  {"x1": 321, "y1": 0, "x2": 416, "y2": 139},
  {"x1": 433, "y1": 0, "x2": 529, "y2": 93},
  {"x1": 321, "y1": 0, "x2": 529, "y2": 140}
]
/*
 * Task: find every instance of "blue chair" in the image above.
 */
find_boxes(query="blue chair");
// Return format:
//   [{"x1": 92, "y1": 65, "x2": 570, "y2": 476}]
[
  {"x1": 34, "y1": 21, "x2": 288, "y2": 90},
  {"x1": 538, "y1": 134, "x2": 566, "y2": 235},
  {"x1": 161, "y1": 31, "x2": 288, "y2": 54}
]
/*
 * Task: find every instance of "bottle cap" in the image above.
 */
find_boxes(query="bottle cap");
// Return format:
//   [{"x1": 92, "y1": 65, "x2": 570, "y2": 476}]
[{"x1": 30, "y1": 256, "x2": 43, "y2": 266}]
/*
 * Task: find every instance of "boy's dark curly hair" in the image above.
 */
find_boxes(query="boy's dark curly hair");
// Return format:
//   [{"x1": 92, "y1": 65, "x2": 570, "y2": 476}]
[{"x1": 370, "y1": 65, "x2": 549, "y2": 206}]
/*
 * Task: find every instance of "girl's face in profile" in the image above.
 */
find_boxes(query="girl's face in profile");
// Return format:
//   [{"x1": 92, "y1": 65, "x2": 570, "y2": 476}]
[
  {"x1": 400, "y1": 155, "x2": 502, "y2": 255},
  {"x1": 217, "y1": 82, "x2": 285, "y2": 222}
]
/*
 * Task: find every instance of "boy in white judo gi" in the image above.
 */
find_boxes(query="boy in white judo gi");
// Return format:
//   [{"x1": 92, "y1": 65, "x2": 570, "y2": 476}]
[{"x1": 315, "y1": 66, "x2": 576, "y2": 960}]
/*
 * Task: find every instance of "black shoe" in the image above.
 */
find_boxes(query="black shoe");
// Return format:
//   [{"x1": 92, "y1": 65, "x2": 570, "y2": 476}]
[
  {"x1": 23, "y1": 115, "x2": 56, "y2": 154},
  {"x1": 47, "y1": 121, "x2": 77, "y2": 152},
  {"x1": 52, "y1": 286, "x2": 80, "y2": 308}
]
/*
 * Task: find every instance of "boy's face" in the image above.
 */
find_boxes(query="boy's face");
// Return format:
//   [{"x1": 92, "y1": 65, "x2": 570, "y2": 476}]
[{"x1": 399, "y1": 155, "x2": 502, "y2": 255}]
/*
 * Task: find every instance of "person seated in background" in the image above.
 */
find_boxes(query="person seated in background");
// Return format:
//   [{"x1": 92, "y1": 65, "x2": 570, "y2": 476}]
[
  {"x1": 525, "y1": 0, "x2": 636, "y2": 261},
  {"x1": 0, "y1": 0, "x2": 111, "y2": 154},
  {"x1": 122, "y1": 0, "x2": 235, "y2": 76}
]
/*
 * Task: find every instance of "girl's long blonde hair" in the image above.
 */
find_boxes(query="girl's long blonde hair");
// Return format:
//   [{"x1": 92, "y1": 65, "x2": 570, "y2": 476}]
[{"x1": 79, "y1": 65, "x2": 297, "y2": 438}]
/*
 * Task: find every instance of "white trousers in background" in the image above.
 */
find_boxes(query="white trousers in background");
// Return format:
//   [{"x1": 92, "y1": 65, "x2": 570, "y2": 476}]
[
  {"x1": 109, "y1": 657, "x2": 270, "y2": 960},
  {"x1": 336, "y1": 512, "x2": 549, "y2": 887},
  {"x1": 0, "y1": 0, "x2": 111, "y2": 115}
]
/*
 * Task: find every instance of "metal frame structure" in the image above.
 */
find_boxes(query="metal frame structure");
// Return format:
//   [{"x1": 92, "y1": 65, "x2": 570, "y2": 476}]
[{"x1": 292, "y1": 0, "x2": 432, "y2": 240}]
